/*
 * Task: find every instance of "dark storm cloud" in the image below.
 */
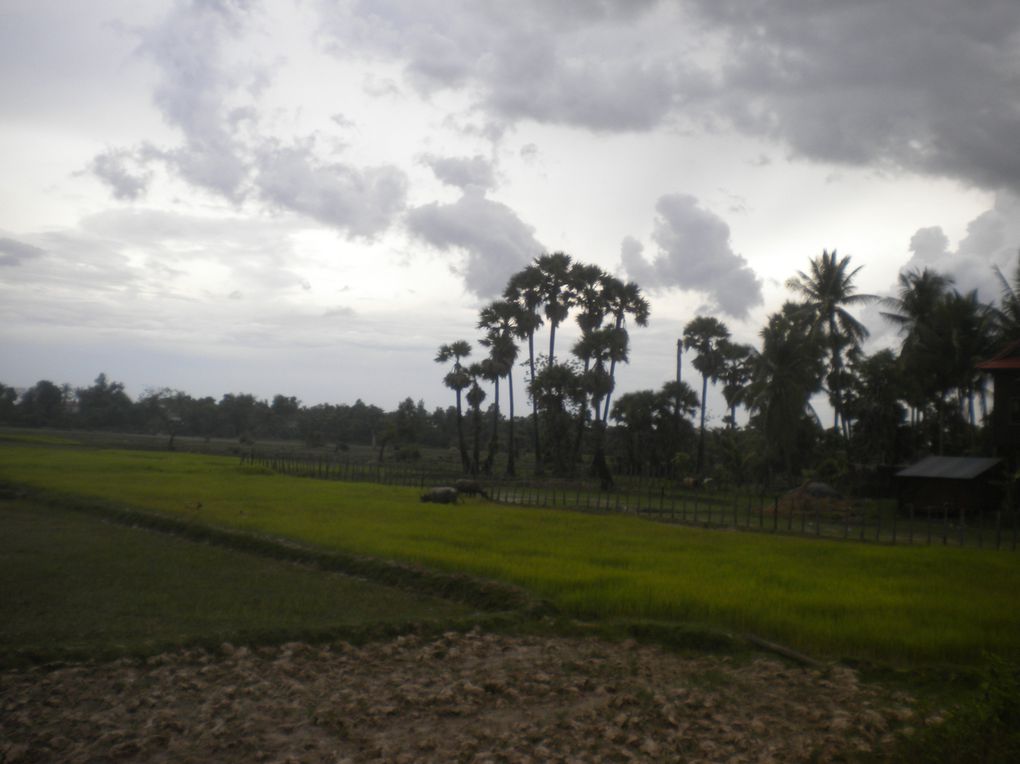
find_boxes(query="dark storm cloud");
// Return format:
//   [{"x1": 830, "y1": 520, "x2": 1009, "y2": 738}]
[
  {"x1": 327, "y1": 0, "x2": 1020, "y2": 191},
  {"x1": 621, "y1": 194, "x2": 763, "y2": 319},
  {"x1": 0, "y1": 237, "x2": 45, "y2": 267},
  {"x1": 422, "y1": 154, "x2": 496, "y2": 190},
  {"x1": 321, "y1": 0, "x2": 702, "y2": 132},
  {"x1": 692, "y1": 0, "x2": 1020, "y2": 191},
  {"x1": 406, "y1": 187, "x2": 543, "y2": 298}
]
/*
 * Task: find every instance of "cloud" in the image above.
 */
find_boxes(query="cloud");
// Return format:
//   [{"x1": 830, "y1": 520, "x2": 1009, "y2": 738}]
[
  {"x1": 88, "y1": 148, "x2": 155, "y2": 200},
  {"x1": 690, "y1": 0, "x2": 1020, "y2": 192},
  {"x1": 620, "y1": 194, "x2": 763, "y2": 319},
  {"x1": 322, "y1": 0, "x2": 1020, "y2": 193},
  {"x1": 406, "y1": 187, "x2": 543, "y2": 297},
  {"x1": 422, "y1": 154, "x2": 496, "y2": 190},
  {"x1": 255, "y1": 141, "x2": 407, "y2": 238},
  {"x1": 0, "y1": 237, "x2": 45, "y2": 267},
  {"x1": 900, "y1": 191, "x2": 1020, "y2": 302},
  {"x1": 135, "y1": 0, "x2": 257, "y2": 200}
]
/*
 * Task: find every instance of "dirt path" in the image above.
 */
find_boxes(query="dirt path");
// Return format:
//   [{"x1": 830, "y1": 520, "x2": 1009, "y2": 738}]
[{"x1": 1, "y1": 629, "x2": 913, "y2": 763}]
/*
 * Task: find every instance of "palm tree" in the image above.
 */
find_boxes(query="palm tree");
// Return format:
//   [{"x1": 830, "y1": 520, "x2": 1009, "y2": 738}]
[
  {"x1": 504, "y1": 265, "x2": 545, "y2": 475},
  {"x1": 880, "y1": 266, "x2": 955, "y2": 443},
  {"x1": 786, "y1": 250, "x2": 876, "y2": 439},
  {"x1": 435, "y1": 341, "x2": 472, "y2": 473},
  {"x1": 534, "y1": 252, "x2": 575, "y2": 365},
  {"x1": 682, "y1": 315, "x2": 730, "y2": 476},
  {"x1": 992, "y1": 251, "x2": 1020, "y2": 343},
  {"x1": 745, "y1": 303, "x2": 826, "y2": 481},
  {"x1": 465, "y1": 363, "x2": 487, "y2": 475},
  {"x1": 569, "y1": 263, "x2": 610, "y2": 463},
  {"x1": 718, "y1": 340, "x2": 754, "y2": 428},
  {"x1": 478, "y1": 300, "x2": 521, "y2": 476},
  {"x1": 601, "y1": 278, "x2": 650, "y2": 423}
]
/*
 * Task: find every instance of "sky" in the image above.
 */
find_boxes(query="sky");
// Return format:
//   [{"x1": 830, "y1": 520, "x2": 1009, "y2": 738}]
[{"x1": 1, "y1": 0, "x2": 1019, "y2": 422}]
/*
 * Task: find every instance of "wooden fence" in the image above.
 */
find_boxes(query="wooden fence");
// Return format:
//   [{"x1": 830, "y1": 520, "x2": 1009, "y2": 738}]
[{"x1": 239, "y1": 451, "x2": 1019, "y2": 551}]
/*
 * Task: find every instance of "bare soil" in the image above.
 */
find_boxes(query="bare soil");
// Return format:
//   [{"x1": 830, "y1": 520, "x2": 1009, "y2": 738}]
[{"x1": 1, "y1": 629, "x2": 913, "y2": 763}]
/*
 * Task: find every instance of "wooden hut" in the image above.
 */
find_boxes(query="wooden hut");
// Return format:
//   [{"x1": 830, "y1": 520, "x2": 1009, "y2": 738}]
[{"x1": 896, "y1": 456, "x2": 1003, "y2": 517}]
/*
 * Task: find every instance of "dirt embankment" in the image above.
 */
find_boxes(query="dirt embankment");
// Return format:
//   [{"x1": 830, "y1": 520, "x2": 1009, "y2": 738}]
[{"x1": 1, "y1": 630, "x2": 913, "y2": 763}]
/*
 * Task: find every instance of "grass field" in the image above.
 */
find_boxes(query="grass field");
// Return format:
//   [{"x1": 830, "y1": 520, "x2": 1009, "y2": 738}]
[
  {"x1": 0, "y1": 498, "x2": 471, "y2": 667},
  {"x1": 2, "y1": 442, "x2": 1019, "y2": 665}
]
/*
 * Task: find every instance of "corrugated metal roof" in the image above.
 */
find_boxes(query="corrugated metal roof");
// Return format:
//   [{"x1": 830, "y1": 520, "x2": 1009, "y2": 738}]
[{"x1": 896, "y1": 455, "x2": 1002, "y2": 480}]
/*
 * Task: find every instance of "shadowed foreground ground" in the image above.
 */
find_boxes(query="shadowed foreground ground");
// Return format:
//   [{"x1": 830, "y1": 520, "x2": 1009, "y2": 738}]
[{"x1": 1, "y1": 629, "x2": 914, "y2": 763}]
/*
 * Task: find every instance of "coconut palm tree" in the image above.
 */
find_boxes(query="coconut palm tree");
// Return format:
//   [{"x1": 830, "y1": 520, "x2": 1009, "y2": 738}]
[
  {"x1": 786, "y1": 250, "x2": 876, "y2": 439},
  {"x1": 682, "y1": 316, "x2": 730, "y2": 475},
  {"x1": 745, "y1": 303, "x2": 826, "y2": 481},
  {"x1": 435, "y1": 340, "x2": 472, "y2": 473},
  {"x1": 718, "y1": 340, "x2": 755, "y2": 429},
  {"x1": 478, "y1": 299, "x2": 521, "y2": 476}
]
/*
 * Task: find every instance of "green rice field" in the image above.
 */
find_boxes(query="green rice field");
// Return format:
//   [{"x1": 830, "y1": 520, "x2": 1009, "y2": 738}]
[{"x1": 2, "y1": 442, "x2": 1018, "y2": 665}]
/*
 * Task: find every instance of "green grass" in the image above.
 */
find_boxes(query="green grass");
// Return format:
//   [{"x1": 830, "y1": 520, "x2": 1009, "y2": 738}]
[
  {"x1": 2, "y1": 443, "x2": 1019, "y2": 665},
  {"x1": 0, "y1": 497, "x2": 470, "y2": 667}
]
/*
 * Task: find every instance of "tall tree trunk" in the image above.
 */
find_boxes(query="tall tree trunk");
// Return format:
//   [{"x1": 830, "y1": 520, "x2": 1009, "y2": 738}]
[
  {"x1": 572, "y1": 356, "x2": 591, "y2": 465},
  {"x1": 528, "y1": 329, "x2": 543, "y2": 476},
  {"x1": 697, "y1": 372, "x2": 708, "y2": 476},
  {"x1": 471, "y1": 404, "x2": 482, "y2": 475},
  {"x1": 506, "y1": 370, "x2": 516, "y2": 477},
  {"x1": 601, "y1": 315, "x2": 624, "y2": 423},
  {"x1": 483, "y1": 378, "x2": 500, "y2": 474},
  {"x1": 455, "y1": 390, "x2": 469, "y2": 473},
  {"x1": 548, "y1": 320, "x2": 558, "y2": 366},
  {"x1": 590, "y1": 398, "x2": 614, "y2": 490}
]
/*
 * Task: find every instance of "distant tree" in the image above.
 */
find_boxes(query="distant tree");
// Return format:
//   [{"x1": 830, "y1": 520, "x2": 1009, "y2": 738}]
[
  {"x1": 269, "y1": 394, "x2": 301, "y2": 439},
  {"x1": 600, "y1": 278, "x2": 650, "y2": 423},
  {"x1": 139, "y1": 387, "x2": 192, "y2": 449},
  {"x1": 745, "y1": 303, "x2": 826, "y2": 482},
  {"x1": 786, "y1": 250, "x2": 875, "y2": 439},
  {"x1": 718, "y1": 341, "x2": 755, "y2": 428},
  {"x1": 529, "y1": 360, "x2": 585, "y2": 476},
  {"x1": 18, "y1": 380, "x2": 66, "y2": 427},
  {"x1": 478, "y1": 300, "x2": 521, "y2": 476},
  {"x1": 0, "y1": 383, "x2": 19, "y2": 424},
  {"x1": 682, "y1": 316, "x2": 731, "y2": 476},
  {"x1": 76, "y1": 373, "x2": 134, "y2": 430},
  {"x1": 465, "y1": 363, "x2": 487, "y2": 475},
  {"x1": 535, "y1": 252, "x2": 575, "y2": 366},
  {"x1": 435, "y1": 340, "x2": 473, "y2": 473},
  {"x1": 504, "y1": 264, "x2": 545, "y2": 475}
]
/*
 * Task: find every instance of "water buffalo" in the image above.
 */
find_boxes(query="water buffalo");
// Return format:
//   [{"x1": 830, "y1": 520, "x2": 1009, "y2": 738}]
[{"x1": 421, "y1": 486, "x2": 459, "y2": 504}]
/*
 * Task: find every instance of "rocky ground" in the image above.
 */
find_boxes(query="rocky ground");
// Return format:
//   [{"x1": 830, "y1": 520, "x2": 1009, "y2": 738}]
[{"x1": 1, "y1": 629, "x2": 914, "y2": 763}]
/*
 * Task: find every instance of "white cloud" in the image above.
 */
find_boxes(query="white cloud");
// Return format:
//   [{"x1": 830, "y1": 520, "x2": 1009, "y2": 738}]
[
  {"x1": 406, "y1": 187, "x2": 543, "y2": 298},
  {"x1": 620, "y1": 194, "x2": 763, "y2": 319}
]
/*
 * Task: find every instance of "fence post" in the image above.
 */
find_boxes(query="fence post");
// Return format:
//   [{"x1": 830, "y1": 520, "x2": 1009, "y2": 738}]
[
  {"x1": 773, "y1": 496, "x2": 779, "y2": 532},
  {"x1": 943, "y1": 503, "x2": 949, "y2": 546}
]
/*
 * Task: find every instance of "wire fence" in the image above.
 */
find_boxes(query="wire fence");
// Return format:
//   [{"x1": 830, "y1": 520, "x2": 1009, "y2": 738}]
[{"x1": 239, "y1": 451, "x2": 1019, "y2": 552}]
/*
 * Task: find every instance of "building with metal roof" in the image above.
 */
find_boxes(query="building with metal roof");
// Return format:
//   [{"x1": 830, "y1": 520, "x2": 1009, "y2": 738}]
[{"x1": 896, "y1": 456, "x2": 1004, "y2": 517}]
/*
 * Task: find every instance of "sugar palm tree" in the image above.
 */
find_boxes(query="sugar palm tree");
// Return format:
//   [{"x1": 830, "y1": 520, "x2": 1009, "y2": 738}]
[
  {"x1": 435, "y1": 340, "x2": 472, "y2": 473},
  {"x1": 682, "y1": 315, "x2": 730, "y2": 475},
  {"x1": 534, "y1": 251, "x2": 575, "y2": 365},
  {"x1": 786, "y1": 250, "x2": 876, "y2": 439},
  {"x1": 478, "y1": 299, "x2": 521, "y2": 476},
  {"x1": 601, "y1": 278, "x2": 650, "y2": 423},
  {"x1": 465, "y1": 363, "x2": 487, "y2": 475},
  {"x1": 504, "y1": 264, "x2": 545, "y2": 475}
]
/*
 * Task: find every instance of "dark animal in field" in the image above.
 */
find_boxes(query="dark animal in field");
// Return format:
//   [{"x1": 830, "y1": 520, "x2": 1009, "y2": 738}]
[
  {"x1": 778, "y1": 481, "x2": 850, "y2": 516},
  {"x1": 681, "y1": 477, "x2": 713, "y2": 490},
  {"x1": 421, "y1": 487, "x2": 459, "y2": 504},
  {"x1": 454, "y1": 479, "x2": 489, "y2": 498}
]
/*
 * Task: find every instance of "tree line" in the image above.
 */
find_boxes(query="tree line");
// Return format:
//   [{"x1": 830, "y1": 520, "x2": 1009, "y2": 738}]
[
  {"x1": 439, "y1": 250, "x2": 1020, "y2": 491},
  {"x1": 0, "y1": 374, "x2": 467, "y2": 457}
]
